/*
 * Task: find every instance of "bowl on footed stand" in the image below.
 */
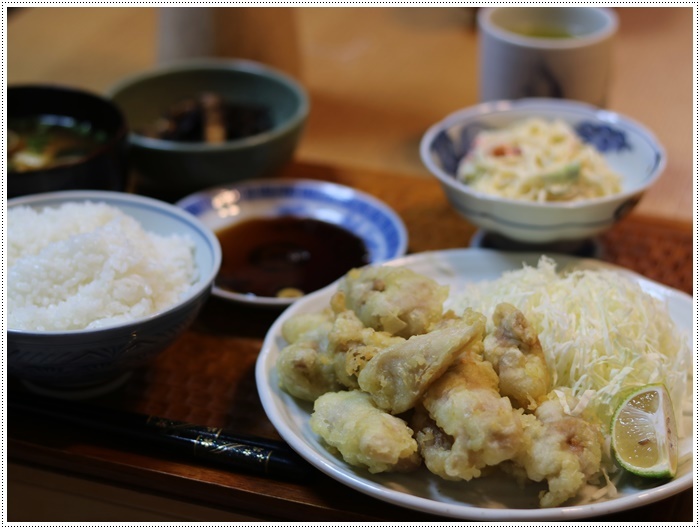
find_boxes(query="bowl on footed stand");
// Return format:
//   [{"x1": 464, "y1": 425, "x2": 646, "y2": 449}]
[
  {"x1": 420, "y1": 98, "x2": 666, "y2": 253},
  {"x1": 469, "y1": 229, "x2": 603, "y2": 258}
]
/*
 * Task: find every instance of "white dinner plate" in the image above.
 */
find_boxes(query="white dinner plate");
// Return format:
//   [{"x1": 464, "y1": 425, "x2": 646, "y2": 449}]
[{"x1": 255, "y1": 249, "x2": 693, "y2": 521}]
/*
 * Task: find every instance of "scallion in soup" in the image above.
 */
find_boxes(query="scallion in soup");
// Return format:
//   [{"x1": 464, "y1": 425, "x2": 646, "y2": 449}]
[{"x1": 7, "y1": 115, "x2": 108, "y2": 172}]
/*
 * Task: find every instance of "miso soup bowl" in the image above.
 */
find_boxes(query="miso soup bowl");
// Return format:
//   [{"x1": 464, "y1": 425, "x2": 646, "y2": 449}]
[
  {"x1": 7, "y1": 85, "x2": 129, "y2": 199},
  {"x1": 420, "y1": 98, "x2": 666, "y2": 244},
  {"x1": 7, "y1": 190, "x2": 222, "y2": 396}
]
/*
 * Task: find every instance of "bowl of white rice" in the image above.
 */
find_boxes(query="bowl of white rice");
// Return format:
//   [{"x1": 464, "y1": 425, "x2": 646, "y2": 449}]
[{"x1": 7, "y1": 190, "x2": 222, "y2": 393}]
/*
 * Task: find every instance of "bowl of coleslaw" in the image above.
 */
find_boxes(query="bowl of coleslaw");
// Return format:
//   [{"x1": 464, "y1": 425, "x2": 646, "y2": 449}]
[{"x1": 420, "y1": 98, "x2": 665, "y2": 244}]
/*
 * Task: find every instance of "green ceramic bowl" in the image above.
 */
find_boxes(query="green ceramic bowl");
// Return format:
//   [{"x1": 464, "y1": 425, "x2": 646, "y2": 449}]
[{"x1": 108, "y1": 59, "x2": 309, "y2": 200}]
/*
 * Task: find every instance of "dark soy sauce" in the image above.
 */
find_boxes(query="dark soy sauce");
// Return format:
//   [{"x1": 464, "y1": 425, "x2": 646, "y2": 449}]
[{"x1": 216, "y1": 216, "x2": 370, "y2": 298}]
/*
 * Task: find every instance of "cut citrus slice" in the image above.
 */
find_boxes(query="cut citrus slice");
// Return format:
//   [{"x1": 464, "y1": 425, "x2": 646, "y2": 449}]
[{"x1": 611, "y1": 383, "x2": 678, "y2": 479}]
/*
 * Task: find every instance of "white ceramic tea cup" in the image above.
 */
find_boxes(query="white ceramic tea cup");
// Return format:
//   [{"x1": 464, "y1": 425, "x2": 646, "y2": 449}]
[{"x1": 478, "y1": 7, "x2": 618, "y2": 107}]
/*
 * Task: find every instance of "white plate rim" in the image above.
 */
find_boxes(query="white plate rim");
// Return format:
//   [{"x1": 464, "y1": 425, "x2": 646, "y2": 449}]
[{"x1": 255, "y1": 248, "x2": 693, "y2": 521}]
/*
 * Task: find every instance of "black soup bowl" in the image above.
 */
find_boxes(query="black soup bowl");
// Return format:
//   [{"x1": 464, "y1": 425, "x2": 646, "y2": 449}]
[{"x1": 7, "y1": 85, "x2": 129, "y2": 199}]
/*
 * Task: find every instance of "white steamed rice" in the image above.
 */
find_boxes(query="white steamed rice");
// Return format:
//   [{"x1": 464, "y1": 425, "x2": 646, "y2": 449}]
[{"x1": 8, "y1": 201, "x2": 198, "y2": 331}]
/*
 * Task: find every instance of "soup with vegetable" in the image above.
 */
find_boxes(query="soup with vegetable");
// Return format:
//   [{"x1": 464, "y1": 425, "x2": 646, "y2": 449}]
[{"x1": 7, "y1": 115, "x2": 108, "y2": 172}]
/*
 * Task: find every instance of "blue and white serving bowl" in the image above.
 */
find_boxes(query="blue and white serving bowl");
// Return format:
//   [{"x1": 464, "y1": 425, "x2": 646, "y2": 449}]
[
  {"x1": 177, "y1": 178, "x2": 408, "y2": 307},
  {"x1": 420, "y1": 98, "x2": 666, "y2": 243}
]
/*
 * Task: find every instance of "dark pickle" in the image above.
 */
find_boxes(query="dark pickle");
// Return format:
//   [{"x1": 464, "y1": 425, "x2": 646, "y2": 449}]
[
  {"x1": 216, "y1": 216, "x2": 370, "y2": 298},
  {"x1": 138, "y1": 92, "x2": 273, "y2": 144}
]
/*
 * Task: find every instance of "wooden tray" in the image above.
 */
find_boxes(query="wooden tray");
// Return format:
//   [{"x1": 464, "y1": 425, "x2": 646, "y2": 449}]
[{"x1": 8, "y1": 161, "x2": 693, "y2": 521}]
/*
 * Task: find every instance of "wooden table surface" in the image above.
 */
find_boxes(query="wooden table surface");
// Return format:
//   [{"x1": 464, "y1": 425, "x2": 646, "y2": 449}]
[
  {"x1": 6, "y1": 6, "x2": 695, "y2": 523},
  {"x1": 7, "y1": 6, "x2": 694, "y2": 224}
]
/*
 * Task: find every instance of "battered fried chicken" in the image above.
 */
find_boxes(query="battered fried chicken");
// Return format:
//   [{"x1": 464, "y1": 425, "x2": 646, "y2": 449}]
[
  {"x1": 281, "y1": 307, "x2": 334, "y2": 344},
  {"x1": 506, "y1": 391, "x2": 604, "y2": 507},
  {"x1": 483, "y1": 302, "x2": 551, "y2": 410},
  {"x1": 358, "y1": 310, "x2": 485, "y2": 414},
  {"x1": 338, "y1": 265, "x2": 448, "y2": 338},
  {"x1": 277, "y1": 265, "x2": 606, "y2": 508},
  {"x1": 326, "y1": 305, "x2": 405, "y2": 389},
  {"x1": 276, "y1": 309, "x2": 341, "y2": 401},
  {"x1": 310, "y1": 389, "x2": 421, "y2": 473},
  {"x1": 411, "y1": 404, "x2": 461, "y2": 480},
  {"x1": 415, "y1": 338, "x2": 524, "y2": 481}
]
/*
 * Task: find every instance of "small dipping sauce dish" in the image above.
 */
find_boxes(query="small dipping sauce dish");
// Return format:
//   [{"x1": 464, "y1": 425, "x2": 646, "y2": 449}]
[
  {"x1": 215, "y1": 215, "x2": 370, "y2": 299},
  {"x1": 176, "y1": 178, "x2": 408, "y2": 307}
]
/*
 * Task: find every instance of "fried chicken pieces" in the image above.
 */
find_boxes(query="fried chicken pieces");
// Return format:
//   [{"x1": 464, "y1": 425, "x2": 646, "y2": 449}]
[
  {"x1": 483, "y1": 302, "x2": 551, "y2": 411},
  {"x1": 414, "y1": 339, "x2": 524, "y2": 481},
  {"x1": 506, "y1": 391, "x2": 604, "y2": 508},
  {"x1": 310, "y1": 389, "x2": 421, "y2": 473},
  {"x1": 276, "y1": 265, "x2": 604, "y2": 507}
]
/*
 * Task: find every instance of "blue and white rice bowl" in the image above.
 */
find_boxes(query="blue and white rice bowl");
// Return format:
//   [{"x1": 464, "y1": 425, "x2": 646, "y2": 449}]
[
  {"x1": 177, "y1": 178, "x2": 408, "y2": 307},
  {"x1": 420, "y1": 98, "x2": 666, "y2": 243},
  {"x1": 7, "y1": 190, "x2": 222, "y2": 393}
]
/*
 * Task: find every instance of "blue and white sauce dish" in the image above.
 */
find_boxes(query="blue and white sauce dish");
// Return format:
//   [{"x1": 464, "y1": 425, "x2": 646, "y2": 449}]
[
  {"x1": 177, "y1": 179, "x2": 408, "y2": 307},
  {"x1": 420, "y1": 98, "x2": 666, "y2": 244}
]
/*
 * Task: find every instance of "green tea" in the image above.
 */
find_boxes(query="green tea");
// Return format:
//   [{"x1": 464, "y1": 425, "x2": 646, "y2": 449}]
[{"x1": 510, "y1": 26, "x2": 576, "y2": 39}]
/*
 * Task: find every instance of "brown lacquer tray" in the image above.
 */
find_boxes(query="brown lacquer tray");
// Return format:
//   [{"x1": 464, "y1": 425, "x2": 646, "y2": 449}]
[{"x1": 7, "y1": 161, "x2": 693, "y2": 522}]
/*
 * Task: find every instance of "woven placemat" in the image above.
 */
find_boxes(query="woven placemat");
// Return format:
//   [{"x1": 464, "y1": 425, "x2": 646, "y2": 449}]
[
  {"x1": 10, "y1": 164, "x2": 694, "y2": 521},
  {"x1": 113, "y1": 216, "x2": 692, "y2": 434},
  {"x1": 599, "y1": 215, "x2": 693, "y2": 295},
  {"x1": 119, "y1": 161, "x2": 695, "y2": 430}
]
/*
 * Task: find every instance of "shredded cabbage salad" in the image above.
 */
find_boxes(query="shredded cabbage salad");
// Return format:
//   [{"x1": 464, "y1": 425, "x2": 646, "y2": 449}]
[
  {"x1": 448, "y1": 257, "x2": 691, "y2": 433},
  {"x1": 457, "y1": 118, "x2": 623, "y2": 202}
]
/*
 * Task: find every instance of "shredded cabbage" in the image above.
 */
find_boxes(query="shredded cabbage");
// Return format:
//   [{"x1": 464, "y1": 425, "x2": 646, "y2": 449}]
[{"x1": 448, "y1": 257, "x2": 691, "y2": 433}]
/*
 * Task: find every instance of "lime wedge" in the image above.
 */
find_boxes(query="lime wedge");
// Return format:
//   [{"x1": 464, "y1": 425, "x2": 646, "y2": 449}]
[{"x1": 611, "y1": 384, "x2": 678, "y2": 479}]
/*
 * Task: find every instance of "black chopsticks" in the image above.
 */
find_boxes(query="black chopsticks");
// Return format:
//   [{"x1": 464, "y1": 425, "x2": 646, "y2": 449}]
[{"x1": 8, "y1": 390, "x2": 313, "y2": 482}]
